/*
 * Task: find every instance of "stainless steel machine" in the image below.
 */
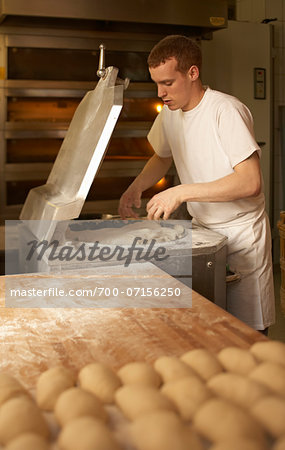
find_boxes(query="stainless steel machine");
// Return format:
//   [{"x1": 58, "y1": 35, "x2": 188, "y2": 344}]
[{"x1": 14, "y1": 217, "x2": 227, "y2": 309}]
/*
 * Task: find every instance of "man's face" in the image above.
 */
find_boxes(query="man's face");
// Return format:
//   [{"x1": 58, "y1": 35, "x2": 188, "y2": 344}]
[{"x1": 149, "y1": 57, "x2": 194, "y2": 112}]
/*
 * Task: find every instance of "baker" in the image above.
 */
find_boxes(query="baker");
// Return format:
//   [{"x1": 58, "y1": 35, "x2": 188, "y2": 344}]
[{"x1": 118, "y1": 35, "x2": 275, "y2": 334}]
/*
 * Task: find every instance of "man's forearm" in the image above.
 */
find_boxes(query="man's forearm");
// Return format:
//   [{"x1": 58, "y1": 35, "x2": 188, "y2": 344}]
[
  {"x1": 180, "y1": 172, "x2": 261, "y2": 203},
  {"x1": 146, "y1": 152, "x2": 262, "y2": 220},
  {"x1": 132, "y1": 153, "x2": 173, "y2": 192}
]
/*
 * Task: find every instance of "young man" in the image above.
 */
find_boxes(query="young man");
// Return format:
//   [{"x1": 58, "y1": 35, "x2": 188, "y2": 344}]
[{"x1": 118, "y1": 35, "x2": 275, "y2": 332}]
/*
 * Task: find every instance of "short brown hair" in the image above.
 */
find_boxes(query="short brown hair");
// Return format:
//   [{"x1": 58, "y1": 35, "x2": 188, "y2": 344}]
[{"x1": 147, "y1": 35, "x2": 202, "y2": 73}]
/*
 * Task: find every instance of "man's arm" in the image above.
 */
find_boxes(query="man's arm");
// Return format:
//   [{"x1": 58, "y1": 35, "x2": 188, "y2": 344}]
[
  {"x1": 147, "y1": 151, "x2": 261, "y2": 220},
  {"x1": 118, "y1": 153, "x2": 173, "y2": 219}
]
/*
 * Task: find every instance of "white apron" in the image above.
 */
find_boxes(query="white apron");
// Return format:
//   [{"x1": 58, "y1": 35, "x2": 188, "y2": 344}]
[{"x1": 193, "y1": 212, "x2": 275, "y2": 330}]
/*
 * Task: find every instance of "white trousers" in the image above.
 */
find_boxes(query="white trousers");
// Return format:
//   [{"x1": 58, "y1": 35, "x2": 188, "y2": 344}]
[{"x1": 194, "y1": 212, "x2": 276, "y2": 330}]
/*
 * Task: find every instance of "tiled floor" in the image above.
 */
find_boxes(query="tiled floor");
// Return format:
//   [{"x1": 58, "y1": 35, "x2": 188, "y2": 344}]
[{"x1": 268, "y1": 265, "x2": 285, "y2": 342}]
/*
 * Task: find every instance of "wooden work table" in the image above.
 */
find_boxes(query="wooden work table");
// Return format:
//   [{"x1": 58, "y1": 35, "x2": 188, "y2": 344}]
[{"x1": 0, "y1": 262, "x2": 266, "y2": 391}]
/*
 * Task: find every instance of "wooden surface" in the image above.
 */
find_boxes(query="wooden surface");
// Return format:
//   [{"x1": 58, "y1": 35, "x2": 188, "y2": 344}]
[{"x1": 0, "y1": 263, "x2": 266, "y2": 391}]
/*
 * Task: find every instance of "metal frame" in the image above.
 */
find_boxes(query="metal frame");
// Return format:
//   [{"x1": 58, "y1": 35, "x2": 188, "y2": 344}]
[{"x1": 0, "y1": 0, "x2": 227, "y2": 29}]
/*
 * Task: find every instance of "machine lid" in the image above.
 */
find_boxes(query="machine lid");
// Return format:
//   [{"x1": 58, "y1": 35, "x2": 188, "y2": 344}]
[{"x1": 20, "y1": 62, "x2": 129, "y2": 241}]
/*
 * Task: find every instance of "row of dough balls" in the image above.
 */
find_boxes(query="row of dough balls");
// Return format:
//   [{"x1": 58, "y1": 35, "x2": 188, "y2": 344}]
[
  {"x1": 0, "y1": 339, "x2": 284, "y2": 449},
  {"x1": 115, "y1": 340, "x2": 285, "y2": 450}
]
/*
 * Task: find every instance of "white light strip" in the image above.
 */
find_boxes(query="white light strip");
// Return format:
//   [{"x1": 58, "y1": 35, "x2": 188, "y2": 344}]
[{"x1": 77, "y1": 104, "x2": 122, "y2": 199}]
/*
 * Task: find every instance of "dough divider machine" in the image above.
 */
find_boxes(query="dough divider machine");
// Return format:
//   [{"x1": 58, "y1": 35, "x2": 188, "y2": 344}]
[{"x1": 12, "y1": 47, "x2": 227, "y2": 308}]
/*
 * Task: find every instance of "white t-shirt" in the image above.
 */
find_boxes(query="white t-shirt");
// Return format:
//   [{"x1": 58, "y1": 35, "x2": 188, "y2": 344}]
[{"x1": 148, "y1": 87, "x2": 265, "y2": 227}]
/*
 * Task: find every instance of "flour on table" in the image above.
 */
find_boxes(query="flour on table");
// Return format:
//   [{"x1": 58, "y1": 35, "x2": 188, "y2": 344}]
[{"x1": 66, "y1": 222, "x2": 185, "y2": 245}]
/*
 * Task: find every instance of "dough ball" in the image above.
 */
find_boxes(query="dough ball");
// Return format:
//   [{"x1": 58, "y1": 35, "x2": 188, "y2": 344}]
[
  {"x1": 207, "y1": 372, "x2": 270, "y2": 408},
  {"x1": 161, "y1": 375, "x2": 212, "y2": 420},
  {"x1": 173, "y1": 224, "x2": 185, "y2": 238},
  {"x1": 5, "y1": 432, "x2": 49, "y2": 450},
  {"x1": 54, "y1": 387, "x2": 107, "y2": 427},
  {"x1": 250, "y1": 396, "x2": 285, "y2": 438},
  {"x1": 115, "y1": 385, "x2": 175, "y2": 421},
  {"x1": 117, "y1": 362, "x2": 161, "y2": 388},
  {"x1": 0, "y1": 373, "x2": 28, "y2": 407},
  {"x1": 0, "y1": 396, "x2": 49, "y2": 445},
  {"x1": 36, "y1": 366, "x2": 75, "y2": 411},
  {"x1": 58, "y1": 416, "x2": 121, "y2": 450},
  {"x1": 180, "y1": 349, "x2": 223, "y2": 381},
  {"x1": 154, "y1": 356, "x2": 196, "y2": 383},
  {"x1": 273, "y1": 436, "x2": 285, "y2": 450},
  {"x1": 209, "y1": 438, "x2": 268, "y2": 450},
  {"x1": 250, "y1": 341, "x2": 285, "y2": 367},
  {"x1": 131, "y1": 410, "x2": 203, "y2": 450},
  {"x1": 249, "y1": 362, "x2": 285, "y2": 396},
  {"x1": 78, "y1": 363, "x2": 121, "y2": 404},
  {"x1": 217, "y1": 347, "x2": 258, "y2": 375},
  {"x1": 193, "y1": 398, "x2": 265, "y2": 443}
]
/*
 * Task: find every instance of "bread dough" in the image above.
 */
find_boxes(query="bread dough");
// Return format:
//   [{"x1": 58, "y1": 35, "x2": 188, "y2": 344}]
[
  {"x1": 0, "y1": 396, "x2": 49, "y2": 445},
  {"x1": 131, "y1": 410, "x2": 203, "y2": 450},
  {"x1": 66, "y1": 221, "x2": 185, "y2": 245},
  {"x1": 250, "y1": 396, "x2": 285, "y2": 438},
  {"x1": 273, "y1": 436, "x2": 285, "y2": 450},
  {"x1": 193, "y1": 398, "x2": 265, "y2": 443},
  {"x1": 161, "y1": 375, "x2": 212, "y2": 420},
  {"x1": 5, "y1": 432, "x2": 49, "y2": 450},
  {"x1": 209, "y1": 438, "x2": 268, "y2": 450},
  {"x1": 54, "y1": 387, "x2": 107, "y2": 426},
  {"x1": 180, "y1": 349, "x2": 223, "y2": 381},
  {"x1": 154, "y1": 356, "x2": 196, "y2": 383},
  {"x1": 117, "y1": 362, "x2": 161, "y2": 388},
  {"x1": 115, "y1": 385, "x2": 175, "y2": 420},
  {"x1": 250, "y1": 341, "x2": 285, "y2": 367},
  {"x1": 207, "y1": 372, "x2": 270, "y2": 408},
  {"x1": 249, "y1": 362, "x2": 285, "y2": 396},
  {"x1": 0, "y1": 373, "x2": 28, "y2": 407},
  {"x1": 58, "y1": 416, "x2": 121, "y2": 450},
  {"x1": 78, "y1": 363, "x2": 121, "y2": 404},
  {"x1": 217, "y1": 347, "x2": 258, "y2": 375},
  {"x1": 36, "y1": 366, "x2": 75, "y2": 411}
]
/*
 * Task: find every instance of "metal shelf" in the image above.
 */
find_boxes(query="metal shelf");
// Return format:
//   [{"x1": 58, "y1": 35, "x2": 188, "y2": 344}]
[
  {"x1": 4, "y1": 159, "x2": 155, "y2": 180},
  {"x1": 2, "y1": 80, "x2": 156, "y2": 98},
  {"x1": 4, "y1": 121, "x2": 152, "y2": 138}
]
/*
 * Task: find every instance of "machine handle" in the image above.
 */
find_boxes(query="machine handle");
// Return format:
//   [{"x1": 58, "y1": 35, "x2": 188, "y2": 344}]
[{"x1": 97, "y1": 44, "x2": 106, "y2": 78}]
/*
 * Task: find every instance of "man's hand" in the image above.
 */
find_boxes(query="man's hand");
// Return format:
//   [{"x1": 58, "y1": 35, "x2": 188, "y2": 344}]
[
  {"x1": 118, "y1": 154, "x2": 173, "y2": 219},
  {"x1": 118, "y1": 186, "x2": 142, "y2": 219},
  {"x1": 146, "y1": 186, "x2": 183, "y2": 220}
]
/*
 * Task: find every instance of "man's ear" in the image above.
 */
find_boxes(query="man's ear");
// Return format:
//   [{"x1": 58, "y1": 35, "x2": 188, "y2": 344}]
[{"x1": 188, "y1": 65, "x2": 200, "y2": 80}]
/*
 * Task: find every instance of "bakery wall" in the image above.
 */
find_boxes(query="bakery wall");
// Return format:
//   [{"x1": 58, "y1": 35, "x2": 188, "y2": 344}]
[{"x1": 235, "y1": 0, "x2": 285, "y2": 264}]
